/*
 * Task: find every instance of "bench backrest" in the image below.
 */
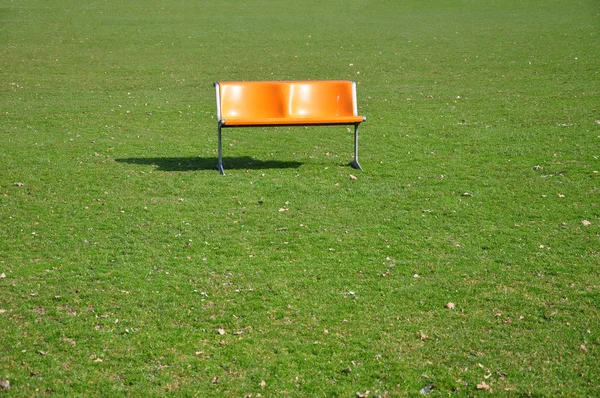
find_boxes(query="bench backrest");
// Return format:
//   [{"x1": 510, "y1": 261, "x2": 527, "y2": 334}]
[{"x1": 216, "y1": 80, "x2": 359, "y2": 121}]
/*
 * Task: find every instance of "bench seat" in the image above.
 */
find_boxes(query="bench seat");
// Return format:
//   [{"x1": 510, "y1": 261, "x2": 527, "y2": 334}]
[
  {"x1": 221, "y1": 116, "x2": 365, "y2": 127},
  {"x1": 214, "y1": 80, "x2": 365, "y2": 175}
]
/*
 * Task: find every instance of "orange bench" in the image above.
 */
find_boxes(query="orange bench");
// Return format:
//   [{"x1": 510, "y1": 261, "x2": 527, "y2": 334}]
[{"x1": 214, "y1": 80, "x2": 366, "y2": 175}]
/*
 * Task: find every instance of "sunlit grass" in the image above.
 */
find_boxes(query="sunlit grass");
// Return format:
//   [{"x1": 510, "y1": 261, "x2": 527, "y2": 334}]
[{"x1": 1, "y1": 0, "x2": 599, "y2": 395}]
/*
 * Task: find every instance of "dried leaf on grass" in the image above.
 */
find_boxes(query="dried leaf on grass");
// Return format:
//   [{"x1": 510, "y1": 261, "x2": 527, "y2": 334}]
[
  {"x1": 90, "y1": 354, "x2": 103, "y2": 362},
  {"x1": 0, "y1": 379, "x2": 10, "y2": 390},
  {"x1": 478, "y1": 363, "x2": 491, "y2": 372},
  {"x1": 582, "y1": 220, "x2": 591, "y2": 226},
  {"x1": 477, "y1": 381, "x2": 490, "y2": 391},
  {"x1": 445, "y1": 302, "x2": 456, "y2": 309},
  {"x1": 61, "y1": 338, "x2": 76, "y2": 347}
]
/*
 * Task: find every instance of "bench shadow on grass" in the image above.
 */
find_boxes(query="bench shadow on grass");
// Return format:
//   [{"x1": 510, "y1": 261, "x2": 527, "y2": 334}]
[{"x1": 115, "y1": 156, "x2": 303, "y2": 172}]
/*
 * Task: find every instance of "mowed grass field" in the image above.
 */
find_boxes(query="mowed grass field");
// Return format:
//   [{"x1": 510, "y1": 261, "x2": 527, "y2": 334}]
[{"x1": 1, "y1": 0, "x2": 599, "y2": 395}]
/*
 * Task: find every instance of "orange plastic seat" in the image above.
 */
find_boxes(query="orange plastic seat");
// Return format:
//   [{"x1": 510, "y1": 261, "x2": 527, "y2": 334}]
[{"x1": 214, "y1": 80, "x2": 366, "y2": 175}]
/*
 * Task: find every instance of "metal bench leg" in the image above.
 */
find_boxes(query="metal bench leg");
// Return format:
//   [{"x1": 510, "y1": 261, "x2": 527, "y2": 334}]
[
  {"x1": 217, "y1": 122, "x2": 225, "y2": 175},
  {"x1": 350, "y1": 123, "x2": 363, "y2": 171}
]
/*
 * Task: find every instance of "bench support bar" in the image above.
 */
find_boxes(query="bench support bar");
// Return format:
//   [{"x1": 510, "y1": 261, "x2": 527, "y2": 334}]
[
  {"x1": 350, "y1": 123, "x2": 363, "y2": 171},
  {"x1": 217, "y1": 122, "x2": 225, "y2": 175}
]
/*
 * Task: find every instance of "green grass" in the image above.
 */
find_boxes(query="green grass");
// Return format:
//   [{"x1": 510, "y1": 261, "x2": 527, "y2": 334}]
[{"x1": 1, "y1": 0, "x2": 599, "y2": 395}]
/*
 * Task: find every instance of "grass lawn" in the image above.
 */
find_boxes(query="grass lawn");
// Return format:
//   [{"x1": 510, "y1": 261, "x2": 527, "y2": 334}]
[{"x1": 1, "y1": 0, "x2": 599, "y2": 395}]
